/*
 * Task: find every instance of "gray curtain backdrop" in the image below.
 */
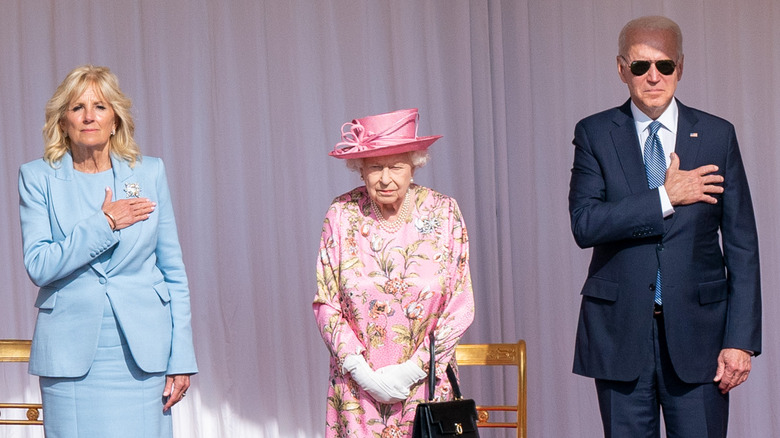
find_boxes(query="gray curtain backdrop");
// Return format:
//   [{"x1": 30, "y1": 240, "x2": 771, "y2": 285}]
[{"x1": 1, "y1": 1, "x2": 777, "y2": 437}]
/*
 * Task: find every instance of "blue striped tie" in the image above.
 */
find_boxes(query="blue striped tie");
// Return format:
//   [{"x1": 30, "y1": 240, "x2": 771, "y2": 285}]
[{"x1": 644, "y1": 121, "x2": 665, "y2": 305}]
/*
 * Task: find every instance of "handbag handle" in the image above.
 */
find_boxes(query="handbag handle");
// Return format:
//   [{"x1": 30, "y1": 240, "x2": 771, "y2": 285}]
[{"x1": 427, "y1": 332, "x2": 463, "y2": 401}]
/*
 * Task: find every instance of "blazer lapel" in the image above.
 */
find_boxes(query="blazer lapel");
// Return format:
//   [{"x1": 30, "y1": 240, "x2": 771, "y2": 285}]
[
  {"x1": 49, "y1": 153, "x2": 81, "y2": 238},
  {"x1": 674, "y1": 100, "x2": 702, "y2": 172},
  {"x1": 49, "y1": 153, "x2": 108, "y2": 277},
  {"x1": 663, "y1": 100, "x2": 702, "y2": 233},
  {"x1": 610, "y1": 101, "x2": 648, "y2": 194},
  {"x1": 106, "y1": 156, "x2": 142, "y2": 273}
]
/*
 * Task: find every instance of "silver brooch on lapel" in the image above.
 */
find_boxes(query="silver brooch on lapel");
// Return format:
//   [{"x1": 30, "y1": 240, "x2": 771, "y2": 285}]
[{"x1": 124, "y1": 182, "x2": 142, "y2": 198}]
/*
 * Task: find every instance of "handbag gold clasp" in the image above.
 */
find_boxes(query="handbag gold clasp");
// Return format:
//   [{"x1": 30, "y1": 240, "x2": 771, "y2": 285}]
[{"x1": 455, "y1": 423, "x2": 463, "y2": 435}]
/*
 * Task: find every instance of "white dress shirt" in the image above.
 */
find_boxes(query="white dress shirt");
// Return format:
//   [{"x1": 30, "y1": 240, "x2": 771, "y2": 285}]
[{"x1": 630, "y1": 99, "x2": 678, "y2": 218}]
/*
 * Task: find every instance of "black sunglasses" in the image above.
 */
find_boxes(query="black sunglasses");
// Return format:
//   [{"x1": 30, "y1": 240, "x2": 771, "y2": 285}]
[{"x1": 621, "y1": 57, "x2": 677, "y2": 76}]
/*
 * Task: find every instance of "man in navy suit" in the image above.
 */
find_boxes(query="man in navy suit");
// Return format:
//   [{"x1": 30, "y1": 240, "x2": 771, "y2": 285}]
[{"x1": 568, "y1": 16, "x2": 761, "y2": 437}]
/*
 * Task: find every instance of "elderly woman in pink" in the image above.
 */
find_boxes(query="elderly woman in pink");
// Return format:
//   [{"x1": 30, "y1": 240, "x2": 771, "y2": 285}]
[{"x1": 313, "y1": 108, "x2": 475, "y2": 437}]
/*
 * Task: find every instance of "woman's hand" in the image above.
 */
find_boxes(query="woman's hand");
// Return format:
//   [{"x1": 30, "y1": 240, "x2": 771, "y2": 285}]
[
  {"x1": 343, "y1": 354, "x2": 409, "y2": 404},
  {"x1": 162, "y1": 374, "x2": 191, "y2": 412},
  {"x1": 376, "y1": 360, "x2": 426, "y2": 391},
  {"x1": 101, "y1": 187, "x2": 156, "y2": 230}
]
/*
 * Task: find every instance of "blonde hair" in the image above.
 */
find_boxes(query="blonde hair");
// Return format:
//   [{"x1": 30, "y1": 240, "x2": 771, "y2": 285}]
[
  {"x1": 43, "y1": 65, "x2": 140, "y2": 167},
  {"x1": 618, "y1": 16, "x2": 683, "y2": 60}
]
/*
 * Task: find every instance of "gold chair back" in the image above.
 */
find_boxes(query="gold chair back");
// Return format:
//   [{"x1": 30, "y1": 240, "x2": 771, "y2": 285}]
[
  {"x1": 0, "y1": 339, "x2": 43, "y2": 426},
  {"x1": 455, "y1": 340, "x2": 527, "y2": 438}
]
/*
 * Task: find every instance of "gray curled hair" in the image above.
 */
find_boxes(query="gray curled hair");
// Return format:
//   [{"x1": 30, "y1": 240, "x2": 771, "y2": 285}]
[{"x1": 345, "y1": 150, "x2": 430, "y2": 173}]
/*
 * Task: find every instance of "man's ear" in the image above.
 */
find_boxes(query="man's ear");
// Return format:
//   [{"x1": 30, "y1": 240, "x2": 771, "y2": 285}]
[{"x1": 675, "y1": 55, "x2": 684, "y2": 81}]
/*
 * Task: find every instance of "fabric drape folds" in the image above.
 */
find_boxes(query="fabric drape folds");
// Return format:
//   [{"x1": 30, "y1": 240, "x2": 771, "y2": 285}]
[{"x1": 1, "y1": 1, "x2": 778, "y2": 437}]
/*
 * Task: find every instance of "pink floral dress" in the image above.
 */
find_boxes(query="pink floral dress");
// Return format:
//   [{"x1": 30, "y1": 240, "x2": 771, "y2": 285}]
[{"x1": 313, "y1": 185, "x2": 475, "y2": 438}]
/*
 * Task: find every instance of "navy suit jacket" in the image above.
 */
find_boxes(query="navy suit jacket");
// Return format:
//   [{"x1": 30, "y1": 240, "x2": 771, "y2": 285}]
[
  {"x1": 568, "y1": 99, "x2": 761, "y2": 383},
  {"x1": 19, "y1": 153, "x2": 198, "y2": 377}
]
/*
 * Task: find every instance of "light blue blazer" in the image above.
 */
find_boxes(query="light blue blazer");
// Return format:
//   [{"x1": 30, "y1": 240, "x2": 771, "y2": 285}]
[{"x1": 19, "y1": 153, "x2": 198, "y2": 378}]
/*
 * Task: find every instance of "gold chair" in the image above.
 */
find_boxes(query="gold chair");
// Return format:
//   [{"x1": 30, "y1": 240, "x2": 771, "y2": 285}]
[
  {"x1": 0, "y1": 339, "x2": 43, "y2": 426},
  {"x1": 455, "y1": 339, "x2": 526, "y2": 438}
]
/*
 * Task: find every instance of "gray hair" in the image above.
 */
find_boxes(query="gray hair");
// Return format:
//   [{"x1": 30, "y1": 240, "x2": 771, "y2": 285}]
[
  {"x1": 618, "y1": 16, "x2": 683, "y2": 60},
  {"x1": 345, "y1": 150, "x2": 430, "y2": 173}
]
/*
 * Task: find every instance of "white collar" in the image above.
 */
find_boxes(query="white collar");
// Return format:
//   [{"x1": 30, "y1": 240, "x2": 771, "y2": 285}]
[{"x1": 630, "y1": 99, "x2": 678, "y2": 135}]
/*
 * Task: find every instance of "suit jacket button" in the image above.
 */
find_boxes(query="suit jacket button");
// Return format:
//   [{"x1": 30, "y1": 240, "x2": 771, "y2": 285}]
[
  {"x1": 649, "y1": 283, "x2": 655, "y2": 291},
  {"x1": 99, "y1": 278, "x2": 107, "y2": 284}
]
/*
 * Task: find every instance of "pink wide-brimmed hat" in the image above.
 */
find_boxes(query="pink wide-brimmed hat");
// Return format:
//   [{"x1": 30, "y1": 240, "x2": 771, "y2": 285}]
[{"x1": 329, "y1": 108, "x2": 442, "y2": 159}]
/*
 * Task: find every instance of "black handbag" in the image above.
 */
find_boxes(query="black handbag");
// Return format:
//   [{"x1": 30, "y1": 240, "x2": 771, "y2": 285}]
[{"x1": 412, "y1": 333, "x2": 480, "y2": 437}]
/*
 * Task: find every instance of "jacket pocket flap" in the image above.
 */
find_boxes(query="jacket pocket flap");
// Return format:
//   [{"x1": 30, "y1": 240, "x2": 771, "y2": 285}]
[
  {"x1": 581, "y1": 277, "x2": 619, "y2": 302},
  {"x1": 153, "y1": 280, "x2": 171, "y2": 303},
  {"x1": 34, "y1": 287, "x2": 57, "y2": 309},
  {"x1": 699, "y1": 279, "x2": 728, "y2": 304}
]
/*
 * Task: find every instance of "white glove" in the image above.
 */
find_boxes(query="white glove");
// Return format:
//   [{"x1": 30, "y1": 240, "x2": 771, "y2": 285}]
[
  {"x1": 342, "y1": 354, "x2": 409, "y2": 404},
  {"x1": 376, "y1": 360, "x2": 427, "y2": 393}
]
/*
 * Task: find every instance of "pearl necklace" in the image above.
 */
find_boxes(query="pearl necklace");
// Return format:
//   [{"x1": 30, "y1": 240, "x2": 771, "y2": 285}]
[{"x1": 371, "y1": 192, "x2": 411, "y2": 233}]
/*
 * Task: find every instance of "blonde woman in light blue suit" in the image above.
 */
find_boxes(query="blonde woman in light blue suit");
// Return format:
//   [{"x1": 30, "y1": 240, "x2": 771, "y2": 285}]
[{"x1": 18, "y1": 65, "x2": 197, "y2": 437}]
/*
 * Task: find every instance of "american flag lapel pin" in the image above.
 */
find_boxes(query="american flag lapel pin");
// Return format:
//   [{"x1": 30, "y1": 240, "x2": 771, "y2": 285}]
[{"x1": 690, "y1": 132, "x2": 698, "y2": 138}]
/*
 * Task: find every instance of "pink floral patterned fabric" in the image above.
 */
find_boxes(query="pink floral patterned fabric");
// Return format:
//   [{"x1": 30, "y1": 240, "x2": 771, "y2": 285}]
[{"x1": 313, "y1": 185, "x2": 475, "y2": 437}]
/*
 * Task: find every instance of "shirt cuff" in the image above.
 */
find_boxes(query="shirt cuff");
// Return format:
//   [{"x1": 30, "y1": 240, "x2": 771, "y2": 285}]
[{"x1": 658, "y1": 186, "x2": 674, "y2": 218}]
